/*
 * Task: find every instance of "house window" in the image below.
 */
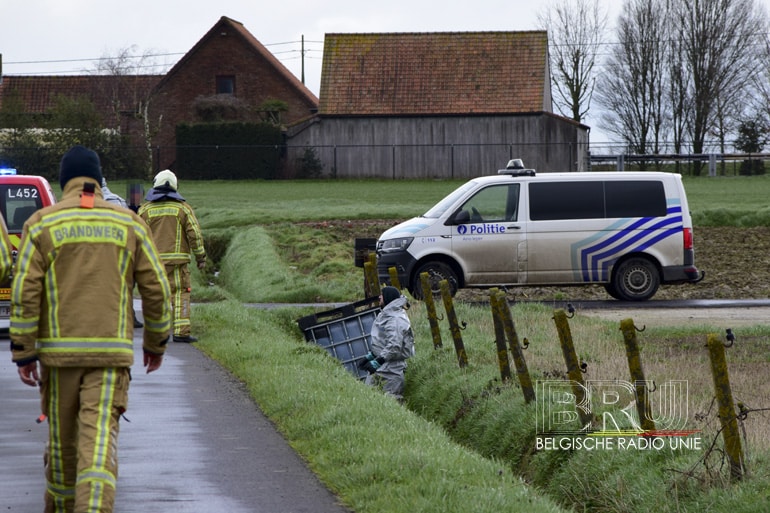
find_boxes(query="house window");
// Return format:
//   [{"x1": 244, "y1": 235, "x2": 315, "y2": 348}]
[{"x1": 216, "y1": 75, "x2": 235, "y2": 95}]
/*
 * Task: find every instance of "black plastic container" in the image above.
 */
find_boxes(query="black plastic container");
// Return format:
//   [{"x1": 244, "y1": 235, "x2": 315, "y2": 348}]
[{"x1": 297, "y1": 297, "x2": 381, "y2": 380}]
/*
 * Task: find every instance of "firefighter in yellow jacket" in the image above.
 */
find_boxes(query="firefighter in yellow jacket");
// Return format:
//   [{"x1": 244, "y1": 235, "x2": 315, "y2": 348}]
[
  {"x1": 10, "y1": 145, "x2": 172, "y2": 513},
  {"x1": 0, "y1": 213, "x2": 13, "y2": 282},
  {"x1": 139, "y1": 170, "x2": 205, "y2": 343},
  {"x1": 0, "y1": 214, "x2": 15, "y2": 331}
]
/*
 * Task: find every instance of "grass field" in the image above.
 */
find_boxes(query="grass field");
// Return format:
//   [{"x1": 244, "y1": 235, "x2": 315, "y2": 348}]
[
  {"x1": 160, "y1": 174, "x2": 770, "y2": 227},
  {"x1": 123, "y1": 174, "x2": 770, "y2": 513}
]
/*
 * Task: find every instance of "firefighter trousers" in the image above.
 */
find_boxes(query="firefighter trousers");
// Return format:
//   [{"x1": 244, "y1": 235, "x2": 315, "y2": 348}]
[
  {"x1": 166, "y1": 262, "x2": 192, "y2": 337},
  {"x1": 40, "y1": 366, "x2": 129, "y2": 513}
]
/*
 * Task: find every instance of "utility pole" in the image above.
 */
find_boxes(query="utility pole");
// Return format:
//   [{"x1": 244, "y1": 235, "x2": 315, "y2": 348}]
[{"x1": 301, "y1": 35, "x2": 305, "y2": 85}]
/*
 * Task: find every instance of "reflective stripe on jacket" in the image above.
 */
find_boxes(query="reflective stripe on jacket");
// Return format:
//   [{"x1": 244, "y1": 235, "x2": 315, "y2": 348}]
[
  {"x1": 138, "y1": 196, "x2": 205, "y2": 265},
  {"x1": 0, "y1": 216, "x2": 13, "y2": 283},
  {"x1": 10, "y1": 178, "x2": 172, "y2": 367}
]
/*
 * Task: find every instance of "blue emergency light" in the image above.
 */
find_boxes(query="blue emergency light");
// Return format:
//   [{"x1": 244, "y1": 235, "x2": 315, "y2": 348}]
[{"x1": 0, "y1": 168, "x2": 17, "y2": 175}]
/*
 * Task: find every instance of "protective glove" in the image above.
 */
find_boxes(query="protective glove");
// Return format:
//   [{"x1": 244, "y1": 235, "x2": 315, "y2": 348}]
[
  {"x1": 361, "y1": 355, "x2": 386, "y2": 374},
  {"x1": 357, "y1": 352, "x2": 376, "y2": 370}
]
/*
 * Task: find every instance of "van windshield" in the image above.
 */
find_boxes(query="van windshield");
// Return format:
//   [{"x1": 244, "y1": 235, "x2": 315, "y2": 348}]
[
  {"x1": 1, "y1": 184, "x2": 44, "y2": 233},
  {"x1": 422, "y1": 181, "x2": 478, "y2": 218}
]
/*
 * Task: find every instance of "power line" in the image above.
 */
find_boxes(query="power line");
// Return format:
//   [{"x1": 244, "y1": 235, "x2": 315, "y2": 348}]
[
  {"x1": 5, "y1": 22, "x2": 768, "y2": 65},
  {"x1": 4, "y1": 29, "x2": 765, "y2": 79},
  {"x1": 3, "y1": 41, "x2": 323, "y2": 68},
  {"x1": 3, "y1": 52, "x2": 187, "y2": 66}
]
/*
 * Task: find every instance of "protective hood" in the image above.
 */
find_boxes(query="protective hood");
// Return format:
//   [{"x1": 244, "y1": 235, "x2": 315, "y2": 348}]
[{"x1": 145, "y1": 187, "x2": 186, "y2": 203}]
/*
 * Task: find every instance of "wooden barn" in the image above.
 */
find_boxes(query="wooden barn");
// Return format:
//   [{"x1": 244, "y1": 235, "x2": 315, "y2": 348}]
[
  {"x1": 285, "y1": 31, "x2": 589, "y2": 178},
  {"x1": 1, "y1": 21, "x2": 589, "y2": 179}
]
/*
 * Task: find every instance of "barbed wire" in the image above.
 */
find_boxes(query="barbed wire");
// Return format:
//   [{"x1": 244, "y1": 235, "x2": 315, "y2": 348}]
[{"x1": 666, "y1": 397, "x2": 770, "y2": 486}]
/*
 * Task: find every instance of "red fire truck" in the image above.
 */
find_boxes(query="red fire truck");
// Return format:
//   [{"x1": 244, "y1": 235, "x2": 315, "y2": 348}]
[{"x1": 0, "y1": 169, "x2": 58, "y2": 330}]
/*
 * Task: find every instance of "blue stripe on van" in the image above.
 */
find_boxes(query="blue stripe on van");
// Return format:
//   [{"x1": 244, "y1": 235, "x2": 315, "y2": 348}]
[
  {"x1": 571, "y1": 205, "x2": 684, "y2": 282},
  {"x1": 587, "y1": 215, "x2": 682, "y2": 281}
]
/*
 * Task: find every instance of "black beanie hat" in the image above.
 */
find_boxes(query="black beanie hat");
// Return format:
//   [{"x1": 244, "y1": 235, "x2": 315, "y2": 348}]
[
  {"x1": 59, "y1": 145, "x2": 103, "y2": 190},
  {"x1": 381, "y1": 286, "x2": 401, "y2": 307}
]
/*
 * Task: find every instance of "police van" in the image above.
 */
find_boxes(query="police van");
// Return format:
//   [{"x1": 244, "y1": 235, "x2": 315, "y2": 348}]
[
  {"x1": 376, "y1": 160, "x2": 704, "y2": 301},
  {"x1": 0, "y1": 169, "x2": 58, "y2": 328}
]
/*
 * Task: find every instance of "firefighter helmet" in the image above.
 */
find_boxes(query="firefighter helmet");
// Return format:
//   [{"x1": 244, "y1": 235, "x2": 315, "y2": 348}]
[{"x1": 153, "y1": 170, "x2": 178, "y2": 191}]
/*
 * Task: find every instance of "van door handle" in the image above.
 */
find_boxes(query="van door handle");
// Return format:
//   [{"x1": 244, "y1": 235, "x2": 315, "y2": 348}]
[{"x1": 506, "y1": 225, "x2": 522, "y2": 230}]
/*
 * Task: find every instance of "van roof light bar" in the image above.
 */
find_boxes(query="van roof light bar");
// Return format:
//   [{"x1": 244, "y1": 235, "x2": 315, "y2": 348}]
[{"x1": 498, "y1": 159, "x2": 536, "y2": 176}]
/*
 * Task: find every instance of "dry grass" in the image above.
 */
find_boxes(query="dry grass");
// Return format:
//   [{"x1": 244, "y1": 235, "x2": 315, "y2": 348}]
[{"x1": 416, "y1": 301, "x2": 770, "y2": 454}]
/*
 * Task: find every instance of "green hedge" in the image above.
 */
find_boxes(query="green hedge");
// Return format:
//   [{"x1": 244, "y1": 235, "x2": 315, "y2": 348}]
[{"x1": 176, "y1": 122, "x2": 283, "y2": 180}]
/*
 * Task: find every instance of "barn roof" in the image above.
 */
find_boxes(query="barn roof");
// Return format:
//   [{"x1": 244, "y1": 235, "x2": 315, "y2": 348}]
[
  {"x1": 319, "y1": 31, "x2": 551, "y2": 116},
  {"x1": 0, "y1": 16, "x2": 318, "y2": 119},
  {"x1": 0, "y1": 75, "x2": 160, "y2": 116}
]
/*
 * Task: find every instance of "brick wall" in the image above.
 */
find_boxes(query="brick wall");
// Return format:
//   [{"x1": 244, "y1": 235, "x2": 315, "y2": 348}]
[{"x1": 149, "y1": 19, "x2": 318, "y2": 172}]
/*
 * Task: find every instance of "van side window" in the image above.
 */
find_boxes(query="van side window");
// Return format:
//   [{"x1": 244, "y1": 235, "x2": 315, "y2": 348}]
[
  {"x1": 605, "y1": 181, "x2": 666, "y2": 217},
  {"x1": 530, "y1": 182, "x2": 603, "y2": 220},
  {"x1": 529, "y1": 180, "x2": 666, "y2": 220},
  {"x1": 457, "y1": 184, "x2": 519, "y2": 223}
]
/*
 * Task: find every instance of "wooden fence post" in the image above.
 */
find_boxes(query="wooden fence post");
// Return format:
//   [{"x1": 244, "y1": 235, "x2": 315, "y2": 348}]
[
  {"x1": 388, "y1": 266, "x2": 401, "y2": 290},
  {"x1": 440, "y1": 279, "x2": 467, "y2": 368},
  {"x1": 552, "y1": 309, "x2": 592, "y2": 429},
  {"x1": 495, "y1": 290, "x2": 535, "y2": 403},
  {"x1": 619, "y1": 318, "x2": 656, "y2": 433},
  {"x1": 489, "y1": 289, "x2": 512, "y2": 383},
  {"x1": 706, "y1": 333, "x2": 744, "y2": 480},
  {"x1": 363, "y1": 253, "x2": 380, "y2": 298},
  {"x1": 420, "y1": 272, "x2": 443, "y2": 349}
]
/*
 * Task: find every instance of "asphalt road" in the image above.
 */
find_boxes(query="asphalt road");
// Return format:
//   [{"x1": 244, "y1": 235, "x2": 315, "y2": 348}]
[
  {"x1": 547, "y1": 298, "x2": 770, "y2": 328},
  {"x1": 0, "y1": 305, "x2": 351, "y2": 513}
]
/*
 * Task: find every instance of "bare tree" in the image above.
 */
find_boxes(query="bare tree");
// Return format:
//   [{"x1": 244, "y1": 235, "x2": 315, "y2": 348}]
[
  {"x1": 90, "y1": 47, "x2": 168, "y2": 178},
  {"x1": 538, "y1": 0, "x2": 609, "y2": 123},
  {"x1": 671, "y1": 0, "x2": 767, "y2": 172},
  {"x1": 666, "y1": 18, "x2": 691, "y2": 155},
  {"x1": 710, "y1": 11, "x2": 767, "y2": 162},
  {"x1": 596, "y1": 0, "x2": 669, "y2": 155},
  {"x1": 747, "y1": 16, "x2": 770, "y2": 141},
  {"x1": 91, "y1": 46, "x2": 165, "y2": 129}
]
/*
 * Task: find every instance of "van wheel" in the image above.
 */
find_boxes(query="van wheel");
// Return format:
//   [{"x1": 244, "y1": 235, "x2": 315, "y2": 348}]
[
  {"x1": 411, "y1": 262, "x2": 459, "y2": 300},
  {"x1": 603, "y1": 284, "x2": 623, "y2": 300},
  {"x1": 611, "y1": 257, "x2": 660, "y2": 301}
]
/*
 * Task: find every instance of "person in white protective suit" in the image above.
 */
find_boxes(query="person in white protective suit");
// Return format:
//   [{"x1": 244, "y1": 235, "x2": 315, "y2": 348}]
[
  {"x1": 361, "y1": 286, "x2": 415, "y2": 401},
  {"x1": 102, "y1": 177, "x2": 144, "y2": 328}
]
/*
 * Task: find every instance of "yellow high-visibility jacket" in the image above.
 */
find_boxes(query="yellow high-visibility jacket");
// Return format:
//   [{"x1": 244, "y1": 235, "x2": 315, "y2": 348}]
[
  {"x1": 10, "y1": 177, "x2": 171, "y2": 368},
  {"x1": 0, "y1": 216, "x2": 13, "y2": 283},
  {"x1": 138, "y1": 193, "x2": 205, "y2": 266}
]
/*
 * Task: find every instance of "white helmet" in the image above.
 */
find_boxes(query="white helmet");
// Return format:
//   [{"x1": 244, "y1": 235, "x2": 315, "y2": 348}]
[{"x1": 153, "y1": 169, "x2": 178, "y2": 191}]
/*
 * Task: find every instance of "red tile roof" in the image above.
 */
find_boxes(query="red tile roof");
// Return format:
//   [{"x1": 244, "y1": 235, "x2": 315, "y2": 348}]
[
  {"x1": 319, "y1": 31, "x2": 550, "y2": 116},
  {"x1": 0, "y1": 17, "x2": 318, "y2": 124},
  {"x1": 0, "y1": 75, "x2": 161, "y2": 120}
]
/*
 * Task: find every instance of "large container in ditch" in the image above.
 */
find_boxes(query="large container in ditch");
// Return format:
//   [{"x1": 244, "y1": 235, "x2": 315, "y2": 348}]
[{"x1": 297, "y1": 297, "x2": 381, "y2": 380}]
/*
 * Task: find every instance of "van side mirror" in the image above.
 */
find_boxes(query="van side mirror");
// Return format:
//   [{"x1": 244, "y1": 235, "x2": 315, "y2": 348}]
[{"x1": 450, "y1": 209, "x2": 470, "y2": 225}]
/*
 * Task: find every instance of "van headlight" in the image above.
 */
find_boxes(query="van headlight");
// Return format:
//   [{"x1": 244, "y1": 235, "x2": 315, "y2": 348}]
[{"x1": 378, "y1": 237, "x2": 413, "y2": 254}]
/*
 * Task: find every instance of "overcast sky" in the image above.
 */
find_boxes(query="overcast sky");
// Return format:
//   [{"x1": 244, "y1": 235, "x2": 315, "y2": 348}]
[{"x1": 2, "y1": 0, "x2": 769, "y2": 143}]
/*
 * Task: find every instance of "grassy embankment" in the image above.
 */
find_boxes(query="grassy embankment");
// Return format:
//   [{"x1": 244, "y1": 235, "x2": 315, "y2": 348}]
[{"x1": 123, "y1": 176, "x2": 770, "y2": 513}]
